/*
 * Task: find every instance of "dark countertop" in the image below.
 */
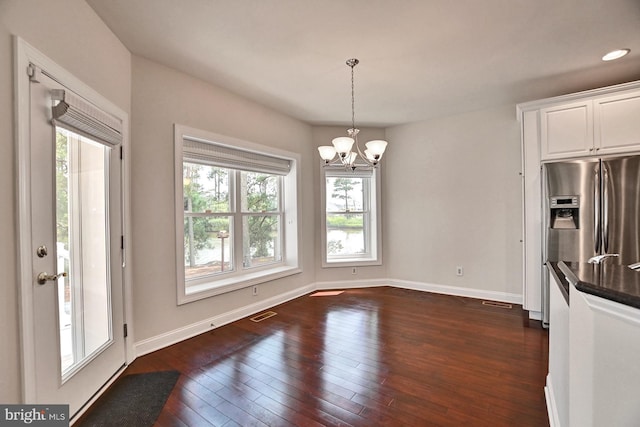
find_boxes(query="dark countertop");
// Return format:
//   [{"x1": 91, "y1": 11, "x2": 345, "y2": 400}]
[
  {"x1": 547, "y1": 261, "x2": 570, "y2": 305},
  {"x1": 556, "y1": 261, "x2": 640, "y2": 310}
]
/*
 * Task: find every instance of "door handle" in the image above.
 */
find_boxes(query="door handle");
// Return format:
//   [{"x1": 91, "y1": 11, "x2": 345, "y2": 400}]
[
  {"x1": 37, "y1": 271, "x2": 67, "y2": 285},
  {"x1": 594, "y1": 167, "x2": 600, "y2": 254},
  {"x1": 588, "y1": 253, "x2": 619, "y2": 264},
  {"x1": 603, "y1": 166, "x2": 609, "y2": 253}
]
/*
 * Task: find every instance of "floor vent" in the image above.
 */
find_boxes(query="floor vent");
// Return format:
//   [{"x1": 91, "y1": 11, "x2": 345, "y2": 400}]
[
  {"x1": 250, "y1": 311, "x2": 277, "y2": 322},
  {"x1": 482, "y1": 301, "x2": 513, "y2": 309}
]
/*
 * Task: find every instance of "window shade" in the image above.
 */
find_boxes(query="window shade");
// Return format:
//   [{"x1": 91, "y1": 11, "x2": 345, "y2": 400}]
[
  {"x1": 324, "y1": 166, "x2": 374, "y2": 178},
  {"x1": 183, "y1": 137, "x2": 291, "y2": 175},
  {"x1": 51, "y1": 89, "x2": 122, "y2": 146}
]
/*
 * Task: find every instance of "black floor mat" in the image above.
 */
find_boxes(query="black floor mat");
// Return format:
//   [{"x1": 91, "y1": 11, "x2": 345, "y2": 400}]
[{"x1": 76, "y1": 370, "x2": 179, "y2": 427}]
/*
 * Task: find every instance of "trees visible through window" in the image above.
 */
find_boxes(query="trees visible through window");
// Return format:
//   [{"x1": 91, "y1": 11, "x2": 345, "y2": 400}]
[
  {"x1": 175, "y1": 125, "x2": 300, "y2": 303},
  {"x1": 322, "y1": 167, "x2": 381, "y2": 266},
  {"x1": 183, "y1": 162, "x2": 233, "y2": 278},
  {"x1": 183, "y1": 164, "x2": 283, "y2": 280}
]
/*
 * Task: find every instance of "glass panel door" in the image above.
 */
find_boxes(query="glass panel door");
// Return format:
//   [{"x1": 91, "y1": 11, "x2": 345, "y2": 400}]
[{"x1": 55, "y1": 127, "x2": 113, "y2": 380}]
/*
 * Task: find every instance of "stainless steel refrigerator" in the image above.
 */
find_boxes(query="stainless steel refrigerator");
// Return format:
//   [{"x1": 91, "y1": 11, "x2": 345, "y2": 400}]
[{"x1": 542, "y1": 155, "x2": 640, "y2": 326}]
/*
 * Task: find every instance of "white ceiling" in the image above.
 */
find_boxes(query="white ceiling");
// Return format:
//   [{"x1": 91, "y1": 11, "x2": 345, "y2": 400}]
[{"x1": 87, "y1": 0, "x2": 640, "y2": 127}]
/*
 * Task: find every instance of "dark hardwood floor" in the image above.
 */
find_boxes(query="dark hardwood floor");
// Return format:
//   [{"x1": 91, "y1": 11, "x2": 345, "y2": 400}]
[{"x1": 87, "y1": 287, "x2": 549, "y2": 426}]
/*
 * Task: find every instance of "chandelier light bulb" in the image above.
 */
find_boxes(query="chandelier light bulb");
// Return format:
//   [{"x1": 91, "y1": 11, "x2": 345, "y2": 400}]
[
  {"x1": 318, "y1": 146, "x2": 337, "y2": 161},
  {"x1": 364, "y1": 149, "x2": 374, "y2": 160},
  {"x1": 332, "y1": 136, "x2": 355, "y2": 155},
  {"x1": 365, "y1": 140, "x2": 388, "y2": 157},
  {"x1": 347, "y1": 152, "x2": 357, "y2": 165}
]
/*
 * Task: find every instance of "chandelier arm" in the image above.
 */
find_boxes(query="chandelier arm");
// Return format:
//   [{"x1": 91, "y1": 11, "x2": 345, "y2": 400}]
[{"x1": 353, "y1": 135, "x2": 375, "y2": 167}]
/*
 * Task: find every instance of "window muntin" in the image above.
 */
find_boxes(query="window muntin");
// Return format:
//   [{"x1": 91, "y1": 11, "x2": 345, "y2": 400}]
[
  {"x1": 322, "y1": 167, "x2": 381, "y2": 266},
  {"x1": 176, "y1": 125, "x2": 301, "y2": 303}
]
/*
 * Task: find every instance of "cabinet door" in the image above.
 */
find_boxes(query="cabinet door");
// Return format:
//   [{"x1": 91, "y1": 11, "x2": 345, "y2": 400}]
[
  {"x1": 595, "y1": 90, "x2": 640, "y2": 155},
  {"x1": 547, "y1": 269, "x2": 569, "y2": 427},
  {"x1": 541, "y1": 101, "x2": 593, "y2": 160},
  {"x1": 522, "y1": 110, "x2": 542, "y2": 314}
]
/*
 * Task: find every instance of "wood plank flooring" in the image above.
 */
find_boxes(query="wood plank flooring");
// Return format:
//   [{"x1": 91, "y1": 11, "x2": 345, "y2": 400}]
[{"x1": 84, "y1": 287, "x2": 549, "y2": 426}]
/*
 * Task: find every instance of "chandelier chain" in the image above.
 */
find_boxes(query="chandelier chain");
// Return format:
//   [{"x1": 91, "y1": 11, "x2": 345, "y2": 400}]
[{"x1": 351, "y1": 63, "x2": 356, "y2": 133}]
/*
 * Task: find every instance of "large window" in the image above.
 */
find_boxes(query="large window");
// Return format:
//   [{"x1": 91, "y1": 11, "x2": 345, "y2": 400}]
[
  {"x1": 175, "y1": 125, "x2": 301, "y2": 303},
  {"x1": 321, "y1": 166, "x2": 381, "y2": 266}
]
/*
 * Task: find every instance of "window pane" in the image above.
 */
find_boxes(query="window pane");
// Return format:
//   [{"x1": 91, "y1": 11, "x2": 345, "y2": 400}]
[
  {"x1": 243, "y1": 215, "x2": 281, "y2": 267},
  {"x1": 326, "y1": 177, "x2": 364, "y2": 212},
  {"x1": 326, "y1": 213, "x2": 365, "y2": 256},
  {"x1": 184, "y1": 216, "x2": 233, "y2": 279},
  {"x1": 55, "y1": 127, "x2": 111, "y2": 377},
  {"x1": 183, "y1": 162, "x2": 230, "y2": 213},
  {"x1": 241, "y1": 171, "x2": 280, "y2": 212}
]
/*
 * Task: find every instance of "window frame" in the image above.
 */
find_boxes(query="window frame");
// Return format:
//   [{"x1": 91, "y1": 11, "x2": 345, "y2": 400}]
[
  {"x1": 320, "y1": 164, "x2": 382, "y2": 267},
  {"x1": 175, "y1": 125, "x2": 301, "y2": 304}
]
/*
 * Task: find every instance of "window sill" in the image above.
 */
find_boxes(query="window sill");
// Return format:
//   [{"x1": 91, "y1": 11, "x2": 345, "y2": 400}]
[
  {"x1": 178, "y1": 265, "x2": 302, "y2": 305},
  {"x1": 322, "y1": 258, "x2": 382, "y2": 268}
]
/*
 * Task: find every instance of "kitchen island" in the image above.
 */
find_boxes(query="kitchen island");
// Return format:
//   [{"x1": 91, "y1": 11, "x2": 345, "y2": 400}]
[{"x1": 545, "y1": 261, "x2": 640, "y2": 427}]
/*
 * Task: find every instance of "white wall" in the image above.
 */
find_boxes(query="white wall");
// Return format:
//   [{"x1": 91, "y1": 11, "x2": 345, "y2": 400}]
[
  {"x1": 0, "y1": 0, "x2": 131, "y2": 403},
  {"x1": 0, "y1": 0, "x2": 526, "y2": 406},
  {"x1": 130, "y1": 56, "x2": 316, "y2": 342},
  {"x1": 312, "y1": 126, "x2": 389, "y2": 283},
  {"x1": 385, "y1": 105, "x2": 523, "y2": 298}
]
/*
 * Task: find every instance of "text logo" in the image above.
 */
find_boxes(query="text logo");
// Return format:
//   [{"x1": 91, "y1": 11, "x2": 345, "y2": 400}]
[{"x1": 0, "y1": 405, "x2": 68, "y2": 426}]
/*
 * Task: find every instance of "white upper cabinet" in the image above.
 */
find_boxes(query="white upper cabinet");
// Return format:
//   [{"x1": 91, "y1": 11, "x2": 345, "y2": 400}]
[
  {"x1": 541, "y1": 101, "x2": 593, "y2": 160},
  {"x1": 538, "y1": 87, "x2": 640, "y2": 161},
  {"x1": 595, "y1": 90, "x2": 640, "y2": 155}
]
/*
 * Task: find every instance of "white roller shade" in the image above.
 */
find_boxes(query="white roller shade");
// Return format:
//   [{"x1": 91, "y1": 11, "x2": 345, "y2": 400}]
[
  {"x1": 324, "y1": 165, "x2": 374, "y2": 178},
  {"x1": 183, "y1": 137, "x2": 291, "y2": 175},
  {"x1": 51, "y1": 89, "x2": 122, "y2": 146}
]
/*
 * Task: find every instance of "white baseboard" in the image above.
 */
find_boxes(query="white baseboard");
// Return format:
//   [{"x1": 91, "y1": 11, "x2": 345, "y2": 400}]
[
  {"x1": 316, "y1": 278, "x2": 522, "y2": 304},
  {"x1": 315, "y1": 278, "x2": 390, "y2": 290},
  {"x1": 134, "y1": 283, "x2": 315, "y2": 357},
  {"x1": 389, "y1": 278, "x2": 523, "y2": 304},
  {"x1": 134, "y1": 278, "x2": 523, "y2": 358},
  {"x1": 528, "y1": 310, "x2": 543, "y2": 321},
  {"x1": 544, "y1": 374, "x2": 561, "y2": 427}
]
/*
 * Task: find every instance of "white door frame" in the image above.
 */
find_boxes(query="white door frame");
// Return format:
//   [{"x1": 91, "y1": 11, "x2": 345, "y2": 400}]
[{"x1": 13, "y1": 36, "x2": 134, "y2": 408}]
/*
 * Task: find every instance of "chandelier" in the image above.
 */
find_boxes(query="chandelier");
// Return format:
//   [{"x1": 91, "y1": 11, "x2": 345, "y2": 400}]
[{"x1": 317, "y1": 58, "x2": 388, "y2": 169}]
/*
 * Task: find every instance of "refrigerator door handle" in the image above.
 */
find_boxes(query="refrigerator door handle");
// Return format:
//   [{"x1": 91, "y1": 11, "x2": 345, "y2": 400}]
[
  {"x1": 594, "y1": 167, "x2": 601, "y2": 255},
  {"x1": 603, "y1": 167, "x2": 609, "y2": 253}
]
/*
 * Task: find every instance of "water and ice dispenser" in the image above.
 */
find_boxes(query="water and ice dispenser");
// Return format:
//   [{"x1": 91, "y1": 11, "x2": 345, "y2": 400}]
[{"x1": 549, "y1": 196, "x2": 579, "y2": 229}]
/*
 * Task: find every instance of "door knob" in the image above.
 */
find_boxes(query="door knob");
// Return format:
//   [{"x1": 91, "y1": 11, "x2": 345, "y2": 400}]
[{"x1": 37, "y1": 271, "x2": 67, "y2": 285}]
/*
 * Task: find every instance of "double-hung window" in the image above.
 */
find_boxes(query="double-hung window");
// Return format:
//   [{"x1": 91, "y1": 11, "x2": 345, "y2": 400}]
[
  {"x1": 321, "y1": 166, "x2": 382, "y2": 266},
  {"x1": 175, "y1": 125, "x2": 301, "y2": 303}
]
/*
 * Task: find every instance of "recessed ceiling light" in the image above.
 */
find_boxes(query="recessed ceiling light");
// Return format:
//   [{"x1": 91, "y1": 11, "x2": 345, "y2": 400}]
[{"x1": 602, "y1": 49, "x2": 630, "y2": 61}]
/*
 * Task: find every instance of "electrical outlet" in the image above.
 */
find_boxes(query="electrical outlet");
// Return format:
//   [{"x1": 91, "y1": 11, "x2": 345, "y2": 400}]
[
  {"x1": 352, "y1": 267, "x2": 357, "y2": 275},
  {"x1": 252, "y1": 285, "x2": 259, "y2": 296},
  {"x1": 456, "y1": 266, "x2": 464, "y2": 276}
]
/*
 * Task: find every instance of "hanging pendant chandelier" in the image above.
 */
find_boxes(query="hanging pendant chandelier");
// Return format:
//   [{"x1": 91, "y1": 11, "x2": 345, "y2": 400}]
[{"x1": 317, "y1": 58, "x2": 388, "y2": 169}]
